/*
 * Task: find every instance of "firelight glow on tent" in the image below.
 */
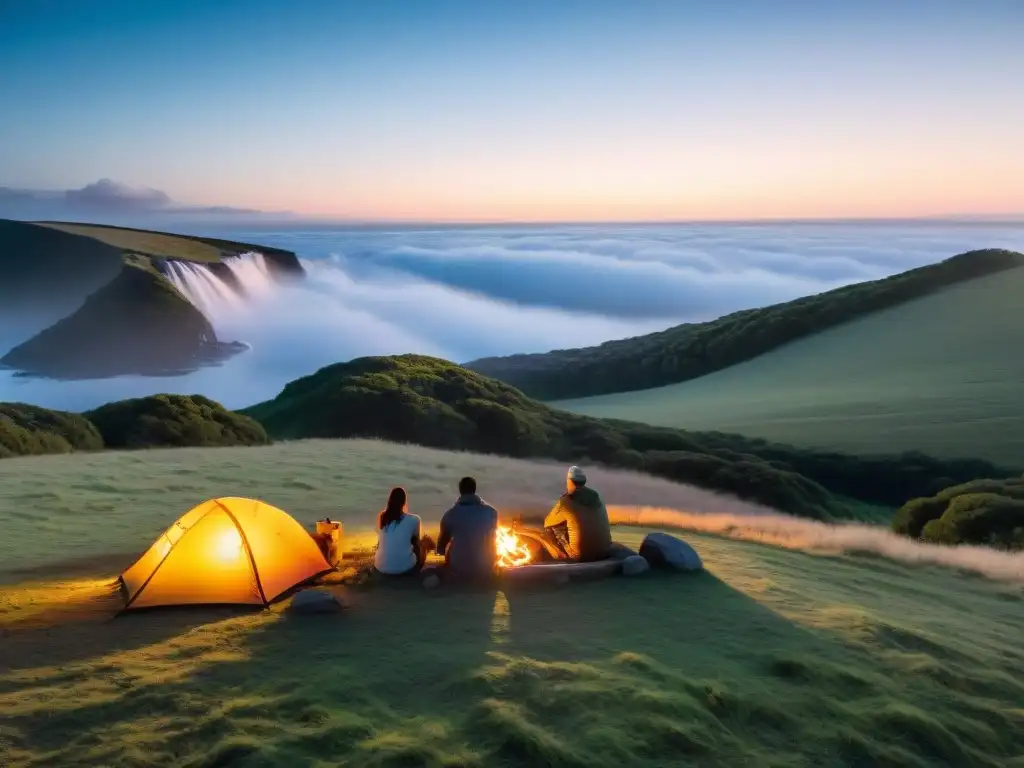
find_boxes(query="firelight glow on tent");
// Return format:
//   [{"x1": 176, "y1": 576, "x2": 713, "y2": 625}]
[{"x1": 119, "y1": 496, "x2": 332, "y2": 610}]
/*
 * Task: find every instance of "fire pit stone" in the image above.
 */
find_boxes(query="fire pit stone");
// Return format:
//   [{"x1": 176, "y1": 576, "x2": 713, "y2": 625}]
[{"x1": 621, "y1": 555, "x2": 650, "y2": 576}]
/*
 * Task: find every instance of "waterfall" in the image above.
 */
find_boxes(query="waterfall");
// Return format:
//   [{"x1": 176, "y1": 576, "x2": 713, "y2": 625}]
[
  {"x1": 165, "y1": 252, "x2": 275, "y2": 321},
  {"x1": 220, "y1": 251, "x2": 276, "y2": 300}
]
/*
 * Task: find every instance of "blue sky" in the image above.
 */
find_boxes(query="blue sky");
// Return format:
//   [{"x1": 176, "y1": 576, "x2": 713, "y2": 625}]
[{"x1": 2, "y1": 0, "x2": 1022, "y2": 221}]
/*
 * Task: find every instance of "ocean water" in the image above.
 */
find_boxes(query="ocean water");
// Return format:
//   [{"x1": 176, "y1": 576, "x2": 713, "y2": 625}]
[{"x1": 2, "y1": 220, "x2": 1022, "y2": 412}]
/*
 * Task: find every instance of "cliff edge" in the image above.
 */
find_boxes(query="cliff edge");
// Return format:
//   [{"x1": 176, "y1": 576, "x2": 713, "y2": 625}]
[
  {"x1": 0, "y1": 220, "x2": 303, "y2": 379},
  {"x1": 0, "y1": 219, "x2": 126, "y2": 315},
  {"x1": 1, "y1": 257, "x2": 246, "y2": 379}
]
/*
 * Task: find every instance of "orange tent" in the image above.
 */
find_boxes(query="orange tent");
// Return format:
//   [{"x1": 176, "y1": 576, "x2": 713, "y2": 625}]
[{"x1": 119, "y1": 497, "x2": 332, "y2": 610}]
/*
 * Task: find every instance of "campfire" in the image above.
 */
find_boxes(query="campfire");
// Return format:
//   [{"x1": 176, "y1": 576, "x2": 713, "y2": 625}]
[{"x1": 495, "y1": 525, "x2": 532, "y2": 568}]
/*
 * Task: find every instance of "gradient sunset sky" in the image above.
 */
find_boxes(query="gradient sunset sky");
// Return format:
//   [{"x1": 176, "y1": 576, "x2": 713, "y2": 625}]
[{"x1": 2, "y1": 0, "x2": 1022, "y2": 222}]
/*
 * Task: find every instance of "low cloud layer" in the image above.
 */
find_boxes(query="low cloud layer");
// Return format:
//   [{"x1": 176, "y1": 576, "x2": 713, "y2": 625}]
[
  {"x1": 1, "y1": 220, "x2": 1021, "y2": 412},
  {"x1": 219, "y1": 221, "x2": 1024, "y2": 321}
]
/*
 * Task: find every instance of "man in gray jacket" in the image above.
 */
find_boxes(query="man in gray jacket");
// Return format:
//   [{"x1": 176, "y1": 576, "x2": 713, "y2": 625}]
[{"x1": 434, "y1": 476, "x2": 499, "y2": 581}]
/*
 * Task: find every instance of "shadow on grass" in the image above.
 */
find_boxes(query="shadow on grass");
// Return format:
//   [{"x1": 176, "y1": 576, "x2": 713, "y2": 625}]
[
  {"x1": 4, "y1": 571, "x2": 1023, "y2": 767},
  {"x1": 0, "y1": 551, "x2": 137, "y2": 587},
  {"x1": 0, "y1": 599, "x2": 257, "y2": 678},
  {"x1": 0, "y1": 573, "x2": 792, "y2": 765},
  {"x1": 0, "y1": 548, "x2": 265, "y2": 677},
  {"x1": 499, "y1": 570, "x2": 817, "y2": 665}
]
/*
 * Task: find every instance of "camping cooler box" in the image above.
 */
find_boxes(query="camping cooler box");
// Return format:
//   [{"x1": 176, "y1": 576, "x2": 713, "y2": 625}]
[{"x1": 313, "y1": 519, "x2": 343, "y2": 567}]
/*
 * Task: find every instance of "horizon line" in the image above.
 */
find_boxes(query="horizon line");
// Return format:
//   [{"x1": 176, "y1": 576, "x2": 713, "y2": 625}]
[{"x1": 21, "y1": 213, "x2": 1024, "y2": 229}]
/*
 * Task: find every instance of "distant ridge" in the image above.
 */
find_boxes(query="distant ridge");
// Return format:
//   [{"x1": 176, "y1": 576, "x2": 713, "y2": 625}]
[
  {"x1": 467, "y1": 248, "x2": 1024, "y2": 401},
  {"x1": 552, "y1": 259, "x2": 1024, "y2": 466}
]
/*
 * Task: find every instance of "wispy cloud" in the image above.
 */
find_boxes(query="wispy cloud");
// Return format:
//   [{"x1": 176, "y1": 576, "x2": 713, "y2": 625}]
[
  {"x1": 0, "y1": 178, "x2": 289, "y2": 223},
  {"x1": 64, "y1": 178, "x2": 172, "y2": 211}
]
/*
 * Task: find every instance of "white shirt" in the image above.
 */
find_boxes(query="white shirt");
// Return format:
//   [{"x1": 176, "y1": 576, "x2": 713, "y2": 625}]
[{"x1": 374, "y1": 512, "x2": 422, "y2": 574}]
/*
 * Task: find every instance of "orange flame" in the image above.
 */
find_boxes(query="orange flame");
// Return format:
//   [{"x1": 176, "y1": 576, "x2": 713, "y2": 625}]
[{"x1": 496, "y1": 525, "x2": 532, "y2": 568}]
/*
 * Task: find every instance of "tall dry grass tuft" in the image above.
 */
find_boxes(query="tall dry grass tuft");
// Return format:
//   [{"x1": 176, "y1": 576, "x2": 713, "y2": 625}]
[{"x1": 607, "y1": 505, "x2": 1024, "y2": 583}]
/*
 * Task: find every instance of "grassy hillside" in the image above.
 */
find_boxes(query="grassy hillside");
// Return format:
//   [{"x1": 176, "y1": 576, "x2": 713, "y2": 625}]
[
  {"x1": 3, "y1": 351, "x2": 1016, "y2": 546},
  {"x1": 555, "y1": 265, "x2": 1024, "y2": 467},
  {"x1": 37, "y1": 221, "x2": 303, "y2": 274},
  {"x1": 0, "y1": 438, "x2": 768, "y2": 576},
  {"x1": 468, "y1": 249, "x2": 1024, "y2": 400},
  {"x1": 240, "y1": 354, "x2": 1018, "y2": 521},
  {"x1": 38, "y1": 221, "x2": 225, "y2": 262},
  {"x1": 1, "y1": 440, "x2": 1022, "y2": 767}
]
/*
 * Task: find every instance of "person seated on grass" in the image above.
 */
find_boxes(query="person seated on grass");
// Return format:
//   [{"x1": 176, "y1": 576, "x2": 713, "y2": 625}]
[
  {"x1": 432, "y1": 476, "x2": 499, "y2": 582},
  {"x1": 373, "y1": 486, "x2": 435, "y2": 577},
  {"x1": 514, "y1": 465, "x2": 613, "y2": 563}
]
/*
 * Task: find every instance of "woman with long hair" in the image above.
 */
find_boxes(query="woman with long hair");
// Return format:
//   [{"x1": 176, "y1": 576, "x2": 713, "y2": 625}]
[{"x1": 373, "y1": 486, "x2": 435, "y2": 576}]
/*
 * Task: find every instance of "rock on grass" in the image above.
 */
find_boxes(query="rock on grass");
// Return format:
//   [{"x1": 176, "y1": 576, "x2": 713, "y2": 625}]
[{"x1": 639, "y1": 532, "x2": 704, "y2": 572}]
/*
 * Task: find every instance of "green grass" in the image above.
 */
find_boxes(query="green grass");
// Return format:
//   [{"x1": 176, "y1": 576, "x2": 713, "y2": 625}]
[
  {"x1": 554, "y1": 265, "x2": 1024, "y2": 467},
  {"x1": 1, "y1": 440, "x2": 1023, "y2": 767},
  {"x1": 0, "y1": 438, "x2": 783, "y2": 577},
  {"x1": 38, "y1": 222, "x2": 228, "y2": 264},
  {"x1": 37, "y1": 222, "x2": 227, "y2": 263},
  {"x1": 34, "y1": 222, "x2": 300, "y2": 265}
]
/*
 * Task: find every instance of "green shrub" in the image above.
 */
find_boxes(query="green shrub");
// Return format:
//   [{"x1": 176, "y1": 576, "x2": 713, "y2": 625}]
[
  {"x1": 895, "y1": 478, "x2": 1024, "y2": 549},
  {"x1": 891, "y1": 496, "x2": 950, "y2": 538},
  {"x1": 920, "y1": 493, "x2": 1024, "y2": 548},
  {"x1": 0, "y1": 402, "x2": 105, "y2": 458},
  {"x1": 85, "y1": 394, "x2": 269, "y2": 449}
]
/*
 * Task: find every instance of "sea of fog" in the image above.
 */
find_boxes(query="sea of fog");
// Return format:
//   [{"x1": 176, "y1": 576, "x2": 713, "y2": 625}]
[{"x1": 2, "y1": 221, "x2": 1022, "y2": 412}]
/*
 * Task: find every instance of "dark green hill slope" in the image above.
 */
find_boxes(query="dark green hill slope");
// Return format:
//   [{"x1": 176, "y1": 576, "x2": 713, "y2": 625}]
[
  {"x1": 241, "y1": 354, "x2": 1019, "y2": 521},
  {"x1": 467, "y1": 249, "x2": 1024, "y2": 400},
  {"x1": 0, "y1": 218, "x2": 126, "y2": 314},
  {"x1": 0, "y1": 258, "x2": 242, "y2": 378}
]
